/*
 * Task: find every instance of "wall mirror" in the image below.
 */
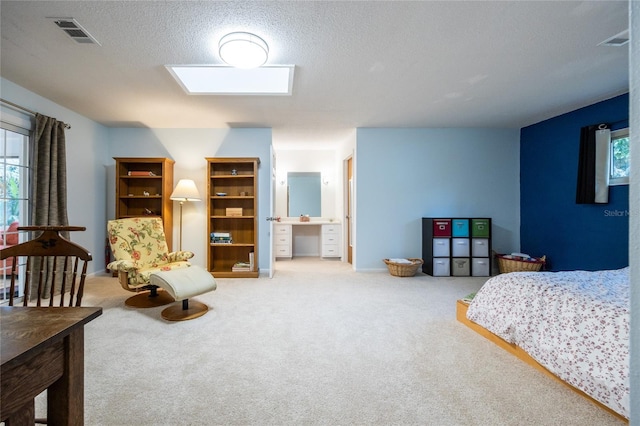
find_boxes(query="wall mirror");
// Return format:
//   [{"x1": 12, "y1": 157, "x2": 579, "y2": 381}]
[{"x1": 287, "y1": 172, "x2": 321, "y2": 217}]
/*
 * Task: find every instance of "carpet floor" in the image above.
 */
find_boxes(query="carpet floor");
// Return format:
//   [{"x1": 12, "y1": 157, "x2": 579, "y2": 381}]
[{"x1": 37, "y1": 258, "x2": 624, "y2": 425}]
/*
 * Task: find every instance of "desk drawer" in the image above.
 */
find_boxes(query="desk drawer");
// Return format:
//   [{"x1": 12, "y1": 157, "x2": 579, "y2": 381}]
[
  {"x1": 275, "y1": 235, "x2": 291, "y2": 245},
  {"x1": 322, "y1": 244, "x2": 340, "y2": 257},
  {"x1": 322, "y1": 224, "x2": 340, "y2": 235},
  {"x1": 274, "y1": 224, "x2": 291, "y2": 235},
  {"x1": 275, "y1": 245, "x2": 291, "y2": 257},
  {"x1": 323, "y1": 235, "x2": 339, "y2": 245}
]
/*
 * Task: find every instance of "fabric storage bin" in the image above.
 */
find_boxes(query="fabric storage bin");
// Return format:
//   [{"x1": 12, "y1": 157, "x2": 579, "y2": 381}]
[
  {"x1": 471, "y1": 219, "x2": 490, "y2": 237},
  {"x1": 471, "y1": 238, "x2": 489, "y2": 257},
  {"x1": 452, "y1": 219, "x2": 469, "y2": 237},
  {"x1": 432, "y1": 219, "x2": 451, "y2": 237},
  {"x1": 452, "y1": 258, "x2": 470, "y2": 276},
  {"x1": 432, "y1": 258, "x2": 450, "y2": 276},
  {"x1": 432, "y1": 238, "x2": 450, "y2": 257},
  {"x1": 451, "y1": 238, "x2": 470, "y2": 257},
  {"x1": 472, "y1": 258, "x2": 490, "y2": 276}
]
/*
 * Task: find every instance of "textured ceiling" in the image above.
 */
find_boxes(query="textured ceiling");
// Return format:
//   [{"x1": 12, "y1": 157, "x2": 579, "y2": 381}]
[{"x1": 0, "y1": 1, "x2": 630, "y2": 149}]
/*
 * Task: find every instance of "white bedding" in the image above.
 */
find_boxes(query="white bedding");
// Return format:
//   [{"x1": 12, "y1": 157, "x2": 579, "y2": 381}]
[{"x1": 466, "y1": 267, "x2": 630, "y2": 418}]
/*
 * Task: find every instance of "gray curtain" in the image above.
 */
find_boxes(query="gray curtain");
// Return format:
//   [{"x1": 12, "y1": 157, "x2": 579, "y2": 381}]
[
  {"x1": 32, "y1": 113, "x2": 69, "y2": 226},
  {"x1": 29, "y1": 113, "x2": 70, "y2": 298},
  {"x1": 576, "y1": 123, "x2": 610, "y2": 204}
]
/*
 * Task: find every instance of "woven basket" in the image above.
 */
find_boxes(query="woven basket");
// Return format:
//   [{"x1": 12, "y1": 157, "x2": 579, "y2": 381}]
[
  {"x1": 384, "y1": 258, "x2": 424, "y2": 277},
  {"x1": 496, "y1": 253, "x2": 546, "y2": 273}
]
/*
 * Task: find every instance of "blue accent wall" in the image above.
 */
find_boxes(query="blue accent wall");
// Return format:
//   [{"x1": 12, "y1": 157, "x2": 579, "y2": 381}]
[{"x1": 520, "y1": 94, "x2": 629, "y2": 271}]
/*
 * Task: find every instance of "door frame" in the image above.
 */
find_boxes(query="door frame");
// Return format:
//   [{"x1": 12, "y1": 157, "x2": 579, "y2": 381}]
[{"x1": 344, "y1": 155, "x2": 353, "y2": 265}]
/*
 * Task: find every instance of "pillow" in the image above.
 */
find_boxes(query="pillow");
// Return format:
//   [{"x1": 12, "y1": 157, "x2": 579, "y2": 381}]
[{"x1": 4, "y1": 221, "x2": 19, "y2": 245}]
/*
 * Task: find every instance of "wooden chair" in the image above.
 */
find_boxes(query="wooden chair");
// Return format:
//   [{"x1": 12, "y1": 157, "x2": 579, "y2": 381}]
[{"x1": 0, "y1": 226, "x2": 92, "y2": 307}]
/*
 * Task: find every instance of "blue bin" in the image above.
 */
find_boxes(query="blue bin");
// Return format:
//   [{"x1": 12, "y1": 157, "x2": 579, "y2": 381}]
[{"x1": 452, "y1": 219, "x2": 469, "y2": 237}]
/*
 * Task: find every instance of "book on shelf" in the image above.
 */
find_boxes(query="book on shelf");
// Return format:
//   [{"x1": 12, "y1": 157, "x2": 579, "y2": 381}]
[
  {"x1": 249, "y1": 251, "x2": 254, "y2": 271},
  {"x1": 232, "y1": 261, "x2": 251, "y2": 272},
  {"x1": 212, "y1": 237, "x2": 232, "y2": 244},
  {"x1": 127, "y1": 171, "x2": 156, "y2": 176},
  {"x1": 211, "y1": 232, "x2": 233, "y2": 244}
]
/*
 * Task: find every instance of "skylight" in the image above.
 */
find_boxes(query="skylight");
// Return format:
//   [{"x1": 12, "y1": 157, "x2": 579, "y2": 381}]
[{"x1": 166, "y1": 65, "x2": 294, "y2": 95}]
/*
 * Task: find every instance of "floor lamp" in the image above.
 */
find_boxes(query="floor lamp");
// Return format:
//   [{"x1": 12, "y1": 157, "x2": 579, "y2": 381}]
[{"x1": 170, "y1": 179, "x2": 201, "y2": 251}]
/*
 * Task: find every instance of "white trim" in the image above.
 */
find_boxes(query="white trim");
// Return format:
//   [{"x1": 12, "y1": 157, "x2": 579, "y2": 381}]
[{"x1": 1, "y1": 104, "x2": 33, "y2": 132}]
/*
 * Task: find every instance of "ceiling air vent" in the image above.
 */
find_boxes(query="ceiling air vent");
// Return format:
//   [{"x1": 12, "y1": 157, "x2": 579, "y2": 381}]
[
  {"x1": 49, "y1": 17, "x2": 101, "y2": 45},
  {"x1": 598, "y1": 29, "x2": 629, "y2": 47}
]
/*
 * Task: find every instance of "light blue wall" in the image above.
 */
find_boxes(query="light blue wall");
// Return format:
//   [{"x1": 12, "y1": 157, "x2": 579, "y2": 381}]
[
  {"x1": 0, "y1": 77, "x2": 272, "y2": 274},
  {"x1": 107, "y1": 128, "x2": 272, "y2": 272},
  {"x1": 1, "y1": 77, "x2": 110, "y2": 274},
  {"x1": 355, "y1": 128, "x2": 520, "y2": 271}
]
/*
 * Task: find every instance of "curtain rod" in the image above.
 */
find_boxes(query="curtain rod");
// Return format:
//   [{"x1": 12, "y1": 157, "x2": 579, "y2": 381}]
[{"x1": 0, "y1": 97, "x2": 71, "y2": 129}]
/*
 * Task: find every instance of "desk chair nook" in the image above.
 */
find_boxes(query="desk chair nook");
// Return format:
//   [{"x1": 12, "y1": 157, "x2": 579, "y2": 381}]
[{"x1": 0, "y1": 226, "x2": 92, "y2": 307}]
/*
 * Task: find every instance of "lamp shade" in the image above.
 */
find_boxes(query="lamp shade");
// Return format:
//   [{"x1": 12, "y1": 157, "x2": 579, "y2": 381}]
[
  {"x1": 219, "y1": 32, "x2": 268, "y2": 68},
  {"x1": 170, "y1": 179, "x2": 201, "y2": 201}
]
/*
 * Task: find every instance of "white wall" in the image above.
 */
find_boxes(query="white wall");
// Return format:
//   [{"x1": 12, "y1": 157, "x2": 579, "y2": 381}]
[
  {"x1": 107, "y1": 128, "x2": 272, "y2": 273},
  {"x1": 355, "y1": 128, "x2": 520, "y2": 271},
  {"x1": 1, "y1": 77, "x2": 110, "y2": 274},
  {"x1": 628, "y1": 1, "x2": 639, "y2": 421}
]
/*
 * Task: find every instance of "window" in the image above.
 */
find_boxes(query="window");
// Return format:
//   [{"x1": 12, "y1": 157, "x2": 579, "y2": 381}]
[
  {"x1": 1, "y1": 122, "x2": 31, "y2": 302},
  {"x1": 609, "y1": 128, "x2": 629, "y2": 185}
]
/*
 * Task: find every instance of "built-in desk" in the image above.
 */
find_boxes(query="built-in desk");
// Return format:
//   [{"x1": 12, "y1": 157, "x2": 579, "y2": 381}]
[{"x1": 274, "y1": 221, "x2": 341, "y2": 259}]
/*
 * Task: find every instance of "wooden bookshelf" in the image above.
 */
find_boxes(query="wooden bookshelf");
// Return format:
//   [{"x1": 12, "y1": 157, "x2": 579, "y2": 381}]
[
  {"x1": 206, "y1": 158, "x2": 259, "y2": 278},
  {"x1": 114, "y1": 157, "x2": 174, "y2": 250}
]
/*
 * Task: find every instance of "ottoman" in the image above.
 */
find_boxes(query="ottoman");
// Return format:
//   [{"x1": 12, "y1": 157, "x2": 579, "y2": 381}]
[{"x1": 150, "y1": 265, "x2": 217, "y2": 321}]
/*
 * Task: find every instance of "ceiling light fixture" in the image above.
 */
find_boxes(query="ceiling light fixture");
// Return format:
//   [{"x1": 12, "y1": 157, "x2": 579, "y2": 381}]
[{"x1": 219, "y1": 32, "x2": 269, "y2": 68}]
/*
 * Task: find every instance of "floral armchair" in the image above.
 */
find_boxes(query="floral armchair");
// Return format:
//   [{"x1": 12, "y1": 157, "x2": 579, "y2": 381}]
[{"x1": 107, "y1": 217, "x2": 194, "y2": 307}]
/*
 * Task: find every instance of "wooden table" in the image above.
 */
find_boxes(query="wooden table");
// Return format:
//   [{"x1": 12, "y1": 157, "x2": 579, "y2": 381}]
[{"x1": 1, "y1": 306, "x2": 102, "y2": 425}]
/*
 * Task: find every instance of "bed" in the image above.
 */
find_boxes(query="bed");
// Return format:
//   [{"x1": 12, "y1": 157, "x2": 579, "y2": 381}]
[{"x1": 458, "y1": 267, "x2": 630, "y2": 420}]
